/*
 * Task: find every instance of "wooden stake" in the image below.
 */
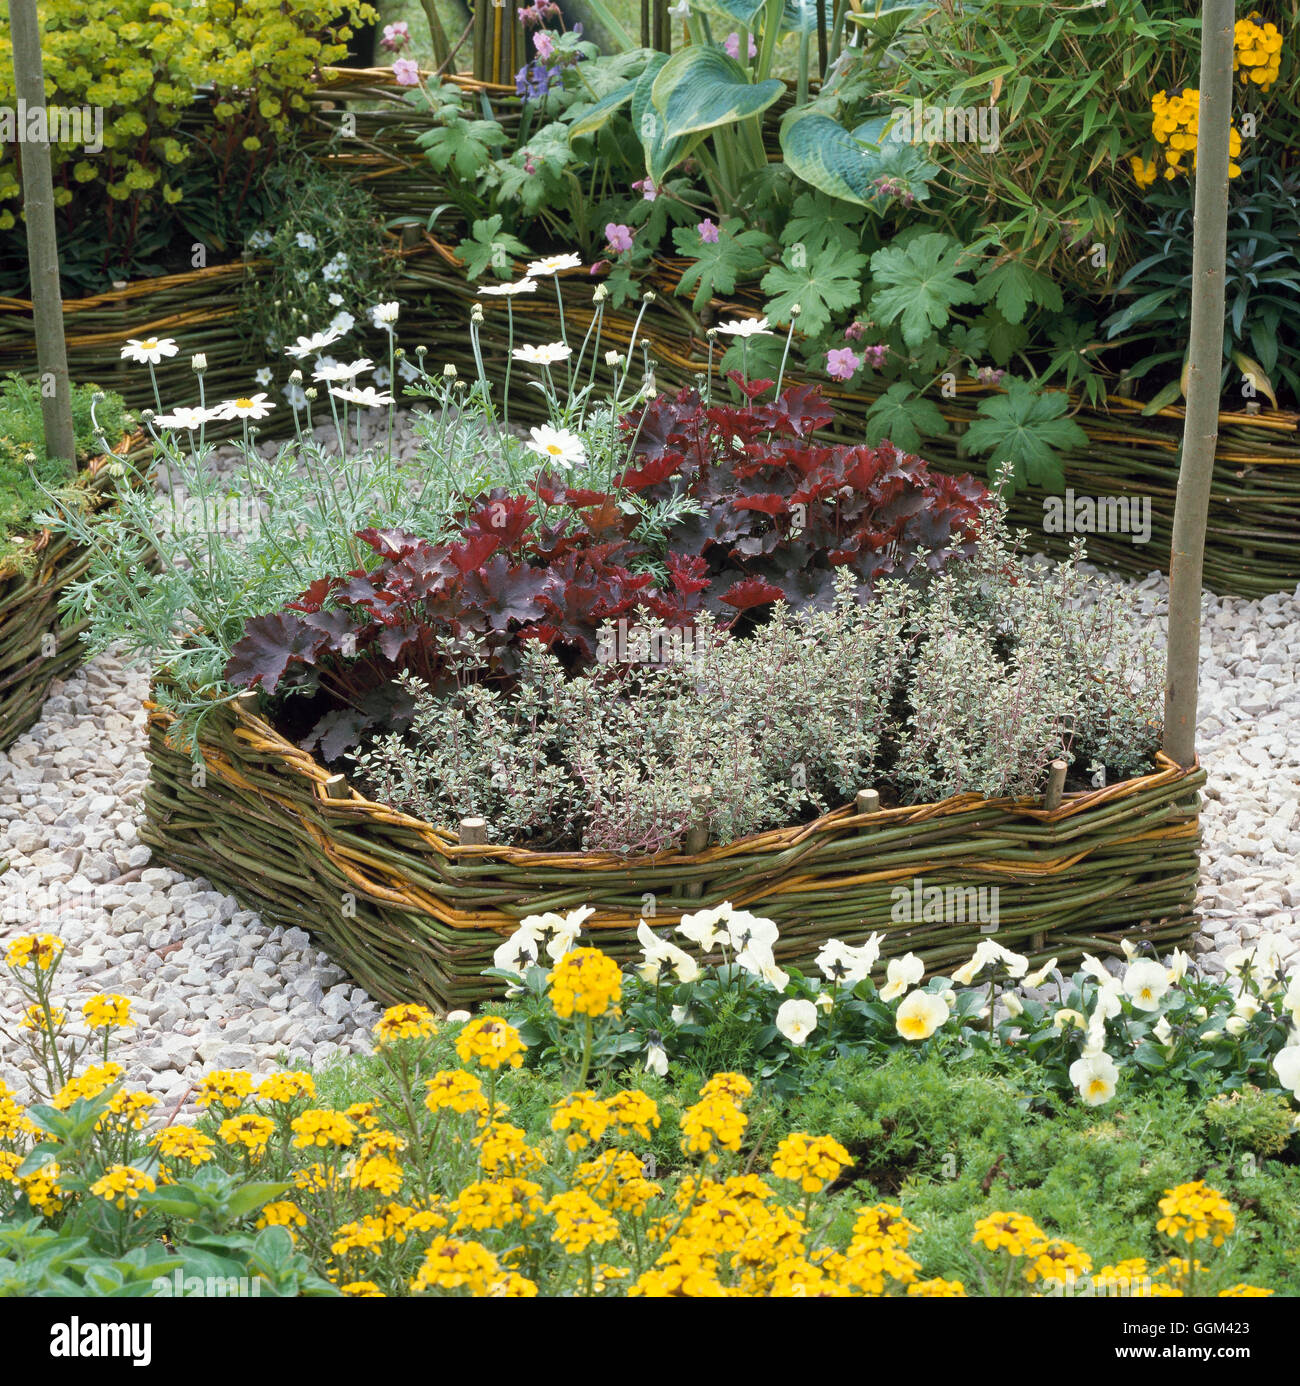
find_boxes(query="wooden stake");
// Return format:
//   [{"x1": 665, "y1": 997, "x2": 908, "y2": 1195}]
[
  {"x1": 855, "y1": 787, "x2": 881, "y2": 818},
  {"x1": 323, "y1": 774, "x2": 349, "y2": 801},
  {"x1": 1044, "y1": 759, "x2": 1067, "y2": 813},
  {"x1": 460, "y1": 816, "x2": 488, "y2": 847},
  {"x1": 684, "y1": 785, "x2": 711, "y2": 899}
]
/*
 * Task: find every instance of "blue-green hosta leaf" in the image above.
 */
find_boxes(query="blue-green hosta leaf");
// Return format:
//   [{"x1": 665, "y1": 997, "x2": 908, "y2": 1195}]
[
  {"x1": 651, "y1": 46, "x2": 784, "y2": 142},
  {"x1": 567, "y1": 80, "x2": 636, "y2": 141},
  {"x1": 964, "y1": 380, "x2": 1087, "y2": 493},
  {"x1": 780, "y1": 112, "x2": 879, "y2": 207},
  {"x1": 631, "y1": 53, "x2": 702, "y2": 183},
  {"x1": 690, "y1": 0, "x2": 768, "y2": 26},
  {"x1": 864, "y1": 383, "x2": 949, "y2": 452},
  {"x1": 868, "y1": 232, "x2": 978, "y2": 348}
]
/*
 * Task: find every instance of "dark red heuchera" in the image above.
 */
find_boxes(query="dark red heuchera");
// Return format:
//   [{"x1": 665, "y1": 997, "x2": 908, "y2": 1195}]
[
  {"x1": 224, "y1": 378, "x2": 989, "y2": 756},
  {"x1": 616, "y1": 373, "x2": 989, "y2": 609}
]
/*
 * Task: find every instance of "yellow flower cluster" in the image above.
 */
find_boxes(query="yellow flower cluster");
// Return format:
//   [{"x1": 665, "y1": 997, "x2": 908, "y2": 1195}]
[
  {"x1": 83, "y1": 994, "x2": 135, "y2": 1030},
  {"x1": 373, "y1": 1004, "x2": 438, "y2": 1045},
  {"x1": 551, "y1": 1091, "x2": 613, "y2": 1152},
  {"x1": 220, "y1": 1113, "x2": 276, "y2": 1155},
  {"x1": 1140, "y1": 89, "x2": 1243, "y2": 185},
  {"x1": 770, "y1": 1132, "x2": 853, "y2": 1194},
  {"x1": 574, "y1": 1149, "x2": 661, "y2": 1214},
  {"x1": 546, "y1": 1189, "x2": 621, "y2": 1255},
  {"x1": 451, "y1": 1178, "x2": 544, "y2": 1232},
  {"x1": 290, "y1": 1110, "x2": 357, "y2": 1150},
  {"x1": 98, "y1": 1090, "x2": 159, "y2": 1133},
  {"x1": 151, "y1": 1126, "x2": 216, "y2": 1169},
  {"x1": 256, "y1": 1071, "x2": 316, "y2": 1105},
  {"x1": 19, "y1": 1004, "x2": 65, "y2": 1034},
  {"x1": 195, "y1": 1070, "x2": 254, "y2": 1111},
  {"x1": 5, "y1": 934, "x2": 64, "y2": 971},
  {"x1": 411, "y1": 1236, "x2": 507, "y2": 1295},
  {"x1": 50, "y1": 1063, "x2": 124, "y2": 1111},
  {"x1": 547, "y1": 947, "x2": 623, "y2": 1019},
  {"x1": 1234, "y1": 12, "x2": 1284, "y2": 89},
  {"x1": 454, "y1": 1016, "x2": 527, "y2": 1072},
  {"x1": 1156, "y1": 1180, "x2": 1236, "y2": 1247},
  {"x1": 424, "y1": 1069, "x2": 488, "y2": 1115},
  {"x1": 89, "y1": 1164, "x2": 156, "y2": 1213}
]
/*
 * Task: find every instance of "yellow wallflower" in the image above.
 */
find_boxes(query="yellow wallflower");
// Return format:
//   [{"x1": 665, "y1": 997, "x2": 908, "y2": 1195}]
[
  {"x1": 256, "y1": 1071, "x2": 316, "y2": 1104},
  {"x1": 547, "y1": 947, "x2": 623, "y2": 1019},
  {"x1": 770, "y1": 1132, "x2": 852, "y2": 1194},
  {"x1": 289, "y1": 1110, "x2": 357, "y2": 1150},
  {"x1": 545, "y1": 1189, "x2": 620, "y2": 1255},
  {"x1": 454, "y1": 1016, "x2": 526, "y2": 1072},
  {"x1": 410, "y1": 1236, "x2": 500, "y2": 1294},
  {"x1": 372, "y1": 1003, "x2": 438, "y2": 1044},
  {"x1": 82, "y1": 994, "x2": 135, "y2": 1029},
  {"x1": 195, "y1": 1070, "x2": 254, "y2": 1111},
  {"x1": 219, "y1": 1113, "x2": 276, "y2": 1155},
  {"x1": 89, "y1": 1164, "x2": 156, "y2": 1213},
  {"x1": 1155, "y1": 1180, "x2": 1235, "y2": 1247}
]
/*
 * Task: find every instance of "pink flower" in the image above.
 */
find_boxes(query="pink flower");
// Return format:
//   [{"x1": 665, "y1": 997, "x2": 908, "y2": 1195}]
[
  {"x1": 590, "y1": 259, "x2": 610, "y2": 275},
  {"x1": 723, "y1": 32, "x2": 757, "y2": 59},
  {"x1": 863, "y1": 344, "x2": 889, "y2": 369},
  {"x1": 697, "y1": 219, "x2": 720, "y2": 244},
  {"x1": 534, "y1": 30, "x2": 555, "y2": 59},
  {"x1": 825, "y1": 347, "x2": 861, "y2": 382},
  {"x1": 631, "y1": 178, "x2": 658, "y2": 202},
  {"x1": 392, "y1": 58, "x2": 420, "y2": 86},
  {"x1": 381, "y1": 21, "x2": 410, "y2": 50},
  {"x1": 605, "y1": 223, "x2": 634, "y2": 254},
  {"x1": 843, "y1": 320, "x2": 866, "y2": 342}
]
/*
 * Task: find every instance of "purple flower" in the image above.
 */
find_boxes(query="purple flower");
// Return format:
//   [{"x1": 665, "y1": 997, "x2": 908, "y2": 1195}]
[
  {"x1": 863, "y1": 344, "x2": 889, "y2": 369},
  {"x1": 515, "y1": 61, "x2": 560, "y2": 100},
  {"x1": 631, "y1": 178, "x2": 658, "y2": 202},
  {"x1": 534, "y1": 30, "x2": 555, "y2": 60},
  {"x1": 697, "y1": 218, "x2": 720, "y2": 244},
  {"x1": 976, "y1": 366, "x2": 1005, "y2": 386},
  {"x1": 825, "y1": 347, "x2": 861, "y2": 382},
  {"x1": 843, "y1": 320, "x2": 866, "y2": 342},
  {"x1": 723, "y1": 32, "x2": 757, "y2": 59},
  {"x1": 605, "y1": 223, "x2": 634, "y2": 254},
  {"x1": 392, "y1": 58, "x2": 420, "y2": 87},
  {"x1": 381, "y1": 21, "x2": 410, "y2": 51}
]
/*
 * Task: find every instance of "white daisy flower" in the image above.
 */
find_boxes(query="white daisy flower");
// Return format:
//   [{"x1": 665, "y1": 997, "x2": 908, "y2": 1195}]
[
  {"x1": 329, "y1": 310, "x2": 356, "y2": 336},
  {"x1": 525, "y1": 424, "x2": 584, "y2": 469},
  {"x1": 285, "y1": 328, "x2": 342, "y2": 359},
  {"x1": 152, "y1": 406, "x2": 217, "y2": 430},
  {"x1": 512, "y1": 342, "x2": 572, "y2": 366},
  {"x1": 285, "y1": 383, "x2": 308, "y2": 410},
  {"x1": 369, "y1": 301, "x2": 400, "y2": 328},
  {"x1": 217, "y1": 394, "x2": 275, "y2": 420},
  {"x1": 479, "y1": 278, "x2": 539, "y2": 296},
  {"x1": 330, "y1": 385, "x2": 395, "y2": 408},
  {"x1": 525, "y1": 252, "x2": 583, "y2": 278},
  {"x1": 254, "y1": 366, "x2": 273, "y2": 387},
  {"x1": 397, "y1": 357, "x2": 420, "y2": 382},
  {"x1": 312, "y1": 358, "x2": 373, "y2": 383},
  {"x1": 715, "y1": 316, "x2": 773, "y2": 338},
  {"x1": 120, "y1": 336, "x2": 179, "y2": 364}
]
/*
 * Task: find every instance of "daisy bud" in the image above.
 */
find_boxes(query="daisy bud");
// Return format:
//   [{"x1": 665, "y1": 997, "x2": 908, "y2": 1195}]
[
  {"x1": 416, "y1": 345, "x2": 428, "y2": 357},
  {"x1": 789, "y1": 303, "x2": 802, "y2": 317},
  {"x1": 191, "y1": 352, "x2": 207, "y2": 372},
  {"x1": 304, "y1": 387, "x2": 318, "y2": 400},
  {"x1": 604, "y1": 349, "x2": 623, "y2": 366},
  {"x1": 443, "y1": 363, "x2": 457, "y2": 378},
  {"x1": 642, "y1": 290, "x2": 656, "y2": 303},
  {"x1": 289, "y1": 369, "x2": 303, "y2": 384},
  {"x1": 593, "y1": 284, "x2": 609, "y2": 302},
  {"x1": 471, "y1": 304, "x2": 484, "y2": 323}
]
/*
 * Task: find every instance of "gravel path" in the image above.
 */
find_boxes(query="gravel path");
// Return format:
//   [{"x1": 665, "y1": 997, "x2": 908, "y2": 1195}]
[{"x1": 2, "y1": 417, "x2": 1298, "y2": 1103}]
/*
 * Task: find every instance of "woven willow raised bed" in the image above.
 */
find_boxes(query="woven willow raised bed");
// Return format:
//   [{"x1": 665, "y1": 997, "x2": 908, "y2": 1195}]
[
  {"x1": 0, "y1": 432, "x2": 145, "y2": 751},
  {"x1": 140, "y1": 691, "x2": 1205, "y2": 1011}
]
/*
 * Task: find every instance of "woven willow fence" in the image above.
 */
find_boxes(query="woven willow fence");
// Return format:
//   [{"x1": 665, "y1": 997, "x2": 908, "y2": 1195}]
[
  {"x1": 0, "y1": 432, "x2": 146, "y2": 750},
  {"x1": 140, "y1": 691, "x2": 1205, "y2": 1011}
]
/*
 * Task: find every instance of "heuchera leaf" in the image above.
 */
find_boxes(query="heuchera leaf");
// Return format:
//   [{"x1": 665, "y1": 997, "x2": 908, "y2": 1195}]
[
  {"x1": 224, "y1": 611, "x2": 329, "y2": 691},
  {"x1": 719, "y1": 576, "x2": 786, "y2": 610}
]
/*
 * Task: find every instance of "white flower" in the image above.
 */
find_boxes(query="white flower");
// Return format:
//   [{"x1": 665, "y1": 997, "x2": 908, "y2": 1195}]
[
  {"x1": 1053, "y1": 1008, "x2": 1086, "y2": 1032},
  {"x1": 191, "y1": 352, "x2": 208, "y2": 372},
  {"x1": 512, "y1": 342, "x2": 572, "y2": 366},
  {"x1": 1120, "y1": 938, "x2": 1139, "y2": 962},
  {"x1": 677, "y1": 904, "x2": 735, "y2": 952},
  {"x1": 445, "y1": 1010, "x2": 471, "y2": 1024},
  {"x1": 217, "y1": 394, "x2": 275, "y2": 420},
  {"x1": 670, "y1": 1004, "x2": 690, "y2": 1026},
  {"x1": 1002, "y1": 992, "x2": 1024, "y2": 1018},
  {"x1": 313, "y1": 358, "x2": 373, "y2": 383},
  {"x1": 1079, "y1": 953, "x2": 1115, "y2": 986},
  {"x1": 1152, "y1": 1015, "x2": 1173, "y2": 1045},
  {"x1": 254, "y1": 366, "x2": 273, "y2": 387},
  {"x1": 398, "y1": 357, "x2": 420, "y2": 382},
  {"x1": 285, "y1": 328, "x2": 342, "y2": 359},
  {"x1": 493, "y1": 927, "x2": 540, "y2": 977},
  {"x1": 644, "y1": 1041, "x2": 669, "y2": 1077},
  {"x1": 328, "y1": 292, "x2": 345, "y2": 307},
  {"x1": 604, "y1": 349, "x2": 624, "y2": 367},
  {"x1": 1224, "y1": 1015, "x2": 1249, "y2": 1037},
  {"x1": 374, "y1": 365, "x2": 392, "y2": 388},
  {"x1": 735, "y1": 940, "x2": 776, "y2": 981},
  {"x1": 725, "y1": 911, "x2": 779, "y2": 953},
  {"x1": 519, "y1": 905, "x2": 595, "y2": 962},
  {"x1": 1082, "y1": 1012, "x2": 1109, "y2": 1057},
  {"x1": 478, "y1": 278, "x2": 539, "y2": 296},
  {"x1": 321, "y1": 252, "x2": 349, "y2": 283},
  {"x1": 329, "y1": 310, "x2": 357, "y2": 336},
  {"x1": 714, "y1": 316, "x2": 772, "y2": 338},
  {"x1": 525, "y1": 424, "x2": 585, "y2": 469},
  {"x1": 895, "y1": 990, "x2": 950, "y2": 1041},
  {"x1": 635, "y1": 920, "x2": 700, "y2": 984},
  {"x1": 775, "y1": 999, "x2": 818, "y2": 1047},
  {"x1": 1274, "y1": 1044, "x2": 1300, "y2": 1097},
  {"x1": 950, "y1": 938, "x2": 1028, "y2": 985},
  {"x1": 816, "y1": 934, "x2": 884, "y2": 986},
  {"x1": 1021, "y1": 956, "x2": 1058, "y2": 989},
  {"x1": 370, "y1": 301, "x2": 400, "y2": 329},
  {"x1": 1232, "y1": 994, "x2": 1261, "y2": 1023},
  {"x1": 121, "y1": 336, "x2": 179, "y2": 364},
  {"x1": 329, "y1": 385, "x2": 395, "y2": 408},
  {"x1": 295, "y1": 230, "x2": 318, "y2": 251},
  {"x1": 1091, "y1": 986, "x2": 1123, "y2": 1023},
  {"x1": 526, "y1": 252, "x2": 583, "y2": 277},
  {"x1": 285, "y1": 383, "x2": 308, "y2": 410},
  {"x1": 668, "y1": 0, "x2": 690, "y2": 16},
  {"x1": 1122, "y1": 959, "x2": 1170, "y2": 1011},
  {"x1": 1069, "y1": 1052, "x2": 1118, "y2": 1106},
  {"x1": 1166, "y1": 948, "x2": 1192, "y2": 984},
  {"x1": 758, "y1": 958, "x2": 789, "y2": 992},
  {"x1": 878, "y1": 951, "x2": 924, "y2": 1001},
  {"x1": 152, "y1": 406, "x2": 216, "y2": 430},
  {"x1": 815, "y1": 992, "x2": 834, "y2": 1014},
  {"x1": 247, "y1": 229, "x2": 272, "y2": 250}
]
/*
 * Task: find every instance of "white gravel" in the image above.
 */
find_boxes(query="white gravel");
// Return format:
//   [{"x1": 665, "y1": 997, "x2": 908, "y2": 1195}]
[{"x1": 2, "y1": 414, "x2": 1298, "y2": 1102}]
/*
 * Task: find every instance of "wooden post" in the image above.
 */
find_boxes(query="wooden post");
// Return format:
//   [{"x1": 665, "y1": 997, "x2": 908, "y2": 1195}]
[
  {"x1": 460, "y1": 815, "x2": 488, "y2": 847},
  {"x1": 8, "y1": 0, "x2": 75, "y2": 468},
  {"x1": 683, "y1": 785, "x2": 711, "y2": 900},
  {"x1": 323, "y1": 774, "x2": 349, "y2": 801},
  {"x1": 1043, "y1": 760, "x2": 1067, "y2": 813},
  {"x1": 1163, "y1": 0, "x2": 1234, "y2": 770},
  {"x1": 855, "y1": 787, "x2": 880, "y2": 818}
]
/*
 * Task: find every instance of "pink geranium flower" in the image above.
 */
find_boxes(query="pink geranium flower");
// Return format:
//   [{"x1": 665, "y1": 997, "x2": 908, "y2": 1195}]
[
  {"x1": 381, "y1": 21, "x2": 410, "y2": 50},
  {"x1": 605, "y1": 223, "x2": 634, "y2": 254},
  {"x1": 392, "y1": 58, "x2": 420, "y2": 86},
  {"x1": 698, "y1": 219, "x2": 720, "y2": 244},
  {"x1": 825, "y1": 347, "x2": 861, "y2": 382},
  {"x1": 723, "y1": 32, "x2": 757, "y2": 59},
  {"x1": 534, "y1": 31, "x2": 555, "y2": 60}
]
